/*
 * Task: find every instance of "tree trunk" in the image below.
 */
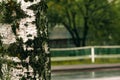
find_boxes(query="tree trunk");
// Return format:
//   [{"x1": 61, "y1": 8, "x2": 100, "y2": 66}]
[
  {"x1": 63, "y1": 8, "x2": 81, "y2": 47},
  {"x1": 72, "y1": 11, "x2": 81, "y2": 47},
  {"x1": 18, "y1": 0, "x2": 50, "y2": 79},
  {"x1": 0, "y1": 0, "x2": 50, "y2": 80},
  {"x1": 62, "y1": 22, "x2": 81, "y2": 47},
  {"x1": 82, "y1": 2, "x2": 89, "y2": 46},
  {"x1": 82, "y1": 16, "x2": 89, "y2": 46}
]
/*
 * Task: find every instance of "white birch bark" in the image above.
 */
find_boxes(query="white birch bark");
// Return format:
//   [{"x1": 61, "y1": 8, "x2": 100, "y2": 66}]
[{"x1": 0, "y1": 0, "x2": 50, "y2": 80}]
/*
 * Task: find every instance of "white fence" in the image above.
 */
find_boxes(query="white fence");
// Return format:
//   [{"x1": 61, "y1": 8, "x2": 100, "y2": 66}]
[{"x1": 51, "y1": 46, "x2": 120, "y2": 63}]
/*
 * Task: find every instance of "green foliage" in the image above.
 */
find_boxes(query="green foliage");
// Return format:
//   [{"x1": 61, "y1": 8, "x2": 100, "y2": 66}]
[{"x1": 47, "y1": 0, "x2": 120, "y2": 46}]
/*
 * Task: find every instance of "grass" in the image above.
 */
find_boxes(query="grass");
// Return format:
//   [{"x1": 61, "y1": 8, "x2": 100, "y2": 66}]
[{"x1": 51, "y1": 58, "x2": 120, "y2": 66}]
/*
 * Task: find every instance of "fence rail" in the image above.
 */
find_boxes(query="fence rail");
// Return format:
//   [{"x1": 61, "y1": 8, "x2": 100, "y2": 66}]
[{"x1": 51, "y1": 46, "x2": 120, "y2": 63}]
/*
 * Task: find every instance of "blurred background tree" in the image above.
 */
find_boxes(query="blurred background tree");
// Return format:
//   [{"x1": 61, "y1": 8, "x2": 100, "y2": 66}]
[{"x1": 47, "y1": 0, "x2": 120, "y2": 47}]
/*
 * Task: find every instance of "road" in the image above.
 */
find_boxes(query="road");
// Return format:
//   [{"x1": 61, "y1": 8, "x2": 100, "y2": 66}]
[{"x1": 52, "y1": 63, "x2": 120, "y2": 72}]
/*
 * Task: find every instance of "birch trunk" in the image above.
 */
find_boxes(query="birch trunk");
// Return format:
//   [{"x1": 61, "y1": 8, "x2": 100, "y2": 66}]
[{"x1": 0, "y1": 0, "x2": 50, "y2": 80}]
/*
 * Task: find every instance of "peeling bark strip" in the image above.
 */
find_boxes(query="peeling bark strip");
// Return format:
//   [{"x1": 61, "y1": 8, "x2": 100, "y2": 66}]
[{"x1": 0, "y1": 0, "x2": 50, "y2": 80}]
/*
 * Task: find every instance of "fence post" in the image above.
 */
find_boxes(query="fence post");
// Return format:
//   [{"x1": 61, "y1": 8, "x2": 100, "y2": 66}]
[{"x1": 91, "y1": 47, "x2": 95, "y2": 63}]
